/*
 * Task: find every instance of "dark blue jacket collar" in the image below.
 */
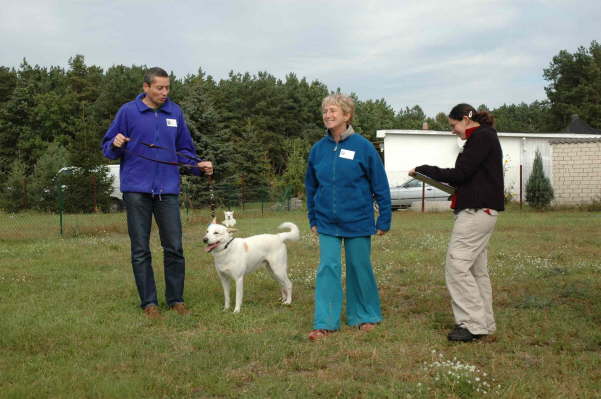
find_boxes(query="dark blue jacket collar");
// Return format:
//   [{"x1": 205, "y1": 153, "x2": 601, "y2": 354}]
[{"x1": 135, "y1": 93, "x2": 173, "y2": 114}]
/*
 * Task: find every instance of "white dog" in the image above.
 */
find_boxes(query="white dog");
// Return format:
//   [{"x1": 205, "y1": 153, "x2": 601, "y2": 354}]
[
  {"x1": 222, "y1": 210, "x2": 236, "y2": 227},
  {"x1": 203, "y1": 221, "x2": 299, "y2": 313}
]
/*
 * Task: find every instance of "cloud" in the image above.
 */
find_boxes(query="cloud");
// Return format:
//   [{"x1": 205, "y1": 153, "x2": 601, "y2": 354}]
[{"x1": 1, "y1": 0, "x2": 599, "y2": 116}]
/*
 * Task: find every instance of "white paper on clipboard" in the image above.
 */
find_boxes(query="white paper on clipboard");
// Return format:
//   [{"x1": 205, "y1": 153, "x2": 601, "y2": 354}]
[{"x1": 413, "y1": 172, "x2": 456, "y2": 195}]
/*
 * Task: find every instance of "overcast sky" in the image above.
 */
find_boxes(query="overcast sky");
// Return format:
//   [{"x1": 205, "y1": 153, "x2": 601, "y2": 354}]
[{"x1": 1, "y1": 0, "x2": 599, "y2": 116}]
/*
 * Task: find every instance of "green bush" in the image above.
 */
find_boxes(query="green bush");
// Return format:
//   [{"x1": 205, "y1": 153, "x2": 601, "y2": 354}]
[
  {"x1": 526, "y1": 150, "x2": 554, "y2": 209},
  {"x1": 29, "y1": 142, "x2": 69, "y2": 212},
  {"x1": 57, "y1": 166, "x2": 113, "y2": 213},
  {"x1": 0, "y1": 160, "x2": 31, "y2": 212}
]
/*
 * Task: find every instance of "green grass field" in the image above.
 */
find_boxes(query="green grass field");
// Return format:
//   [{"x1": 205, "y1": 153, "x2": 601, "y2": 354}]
[{"x1": 1, "y1": 207, "x2": 601, "y2": 398}]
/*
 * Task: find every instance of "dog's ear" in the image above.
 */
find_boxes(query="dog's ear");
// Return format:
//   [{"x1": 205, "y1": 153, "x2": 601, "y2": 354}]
[
  {"x1": 211, "y1": 217, "x2": 217, "y2": 224},
  {"x1": 227, "y1": 228, "x2": 238, "y2": 233}
]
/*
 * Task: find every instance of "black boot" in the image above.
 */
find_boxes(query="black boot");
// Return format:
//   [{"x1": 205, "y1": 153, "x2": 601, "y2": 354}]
[{"x1": 447, "y1": 325, "x2": 485, "y2": 342}]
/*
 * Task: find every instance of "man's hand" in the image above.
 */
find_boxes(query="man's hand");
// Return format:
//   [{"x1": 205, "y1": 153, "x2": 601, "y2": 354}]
[
  {"x1": 376, "y1": 230, "x2": 386, "y2": 236},
  {"x1": 198, "y1": 161, "x2": 213, "y2": 175},
  {"x1": 112, "y1": 133, "x2": 130, "y2": 148},
  {"x1": 408, "y1": 168, "x2": 416, "y2": 177},
  {"x1": 311, "y1": 226, "x2": 317, "y2": 234}
]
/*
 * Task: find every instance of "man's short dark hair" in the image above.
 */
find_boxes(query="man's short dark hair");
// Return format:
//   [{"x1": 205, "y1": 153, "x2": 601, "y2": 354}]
[{"x1": 144, "y1": 67, "x2": 169, "y2": 85}]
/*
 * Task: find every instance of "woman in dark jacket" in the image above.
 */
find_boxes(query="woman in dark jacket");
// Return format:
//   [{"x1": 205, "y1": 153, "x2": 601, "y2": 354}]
[{"x1": 410, "y1": 103, "x2": 503, "y2": 342}]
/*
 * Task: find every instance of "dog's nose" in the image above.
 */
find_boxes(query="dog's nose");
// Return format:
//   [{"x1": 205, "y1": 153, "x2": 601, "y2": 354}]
[{"x1": 202, "y1": 237, "x2": 208, "y2": 243}]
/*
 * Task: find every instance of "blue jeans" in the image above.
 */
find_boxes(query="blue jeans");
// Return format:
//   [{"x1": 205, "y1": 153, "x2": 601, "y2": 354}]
[
  {"x1": 123, "y1": 193, "x2": 185, "y2": 308},
  {"x1": 313, "y1": 234, "x2": 382, "y2": 330}
]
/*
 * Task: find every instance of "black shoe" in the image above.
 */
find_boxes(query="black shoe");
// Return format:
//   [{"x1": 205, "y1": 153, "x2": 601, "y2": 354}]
[{"x1": 447, "y1": 326, "x2": 485, "y2": 342}]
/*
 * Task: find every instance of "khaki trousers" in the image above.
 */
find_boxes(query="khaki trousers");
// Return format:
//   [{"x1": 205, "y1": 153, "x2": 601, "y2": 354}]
[{"x1": 446, "y1": 208, "x2": 498, "y2": 335}]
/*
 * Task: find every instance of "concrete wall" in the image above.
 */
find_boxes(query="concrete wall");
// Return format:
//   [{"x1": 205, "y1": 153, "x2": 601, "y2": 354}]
[{"x1": 551, "y1": 141, "x2": 601, "y2": 205}]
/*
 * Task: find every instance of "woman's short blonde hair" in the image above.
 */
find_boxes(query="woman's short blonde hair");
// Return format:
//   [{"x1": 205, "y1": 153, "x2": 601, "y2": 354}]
[{"x1": 321, "y1": 93, "x2": 355, "y2": 123}]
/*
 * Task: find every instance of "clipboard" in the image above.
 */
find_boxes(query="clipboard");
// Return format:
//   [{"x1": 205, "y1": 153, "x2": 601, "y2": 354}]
[{"x1": 413, "y1": 172, "x2": 456, "y2": 195}]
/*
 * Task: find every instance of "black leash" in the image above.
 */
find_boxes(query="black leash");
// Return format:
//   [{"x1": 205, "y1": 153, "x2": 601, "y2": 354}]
[
  {"x1": 121, "y1": 142, "x2": 216, "y2": 220},
  {"x1": 140, "y1": 142, "x2": 205, "y2": 163},
  {"x1": 120, "y1": 142, "x2": 204, "y2": 169},
  {"x1": 208, "y1": 174, "x2": 216, "y2": 221}
]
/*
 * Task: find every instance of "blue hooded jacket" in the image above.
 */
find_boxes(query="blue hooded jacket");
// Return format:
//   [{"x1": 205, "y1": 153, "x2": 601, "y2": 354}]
[
  {"x1": 305, "y1": 128, "x2": 392, "y2": 237},
  {"x1": 101, "y1": 94, "x2": 200, "y2": 195}
]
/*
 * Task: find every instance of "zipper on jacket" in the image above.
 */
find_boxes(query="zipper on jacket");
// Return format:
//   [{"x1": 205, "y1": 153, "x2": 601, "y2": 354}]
[
  {"x1": 332, "y1": 141, "x2": 338, "y2": 223},
  {"x1": 151, "y1": 111, "x2": 160, "y2": 195}
]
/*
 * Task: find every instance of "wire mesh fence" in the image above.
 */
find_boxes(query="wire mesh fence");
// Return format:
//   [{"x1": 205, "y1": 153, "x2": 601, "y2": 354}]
[{"x1": 0, "y1": 184, "x2": 303, "y2": 241}]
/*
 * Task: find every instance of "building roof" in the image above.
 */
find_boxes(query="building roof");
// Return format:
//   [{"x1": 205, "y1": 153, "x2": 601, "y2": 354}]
[
  {"x1": 376, "y1": 129, "x2": 601, "y2": 140},
  {"x1": 550, "y1": 137, "x2": 601, "y2": 145},
  {"x1": 562, "y1": 114, "x2": 601, "y2": 134}
]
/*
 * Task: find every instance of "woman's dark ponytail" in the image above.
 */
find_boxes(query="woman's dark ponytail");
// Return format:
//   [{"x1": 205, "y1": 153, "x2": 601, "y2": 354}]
[
  {"x1": 473, "y1": 111, "x2": 495, "y2": 126},
  {"x1": 448, "y1": 103, "x2": 495, "y2": 126}
]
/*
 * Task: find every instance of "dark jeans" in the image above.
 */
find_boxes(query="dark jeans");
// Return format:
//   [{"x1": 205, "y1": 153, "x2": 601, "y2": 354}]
[{"x1": 123, "y1": 193, "x2": 185, "y2": 308}]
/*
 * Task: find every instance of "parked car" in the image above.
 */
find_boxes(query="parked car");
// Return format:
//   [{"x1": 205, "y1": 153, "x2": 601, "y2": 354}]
[{"x1": 390, "y1": 178, "x2": 451, "y2": 209}]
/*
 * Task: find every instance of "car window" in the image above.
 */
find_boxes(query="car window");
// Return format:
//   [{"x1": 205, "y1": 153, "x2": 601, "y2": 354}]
[{"x1": 403, "y1": 179, "x2": 422, "y2": 188}]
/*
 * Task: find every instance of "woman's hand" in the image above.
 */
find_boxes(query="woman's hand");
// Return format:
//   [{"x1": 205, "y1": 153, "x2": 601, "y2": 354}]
[
  {"x1": 376, "y1": 230, "x2": 386, "y2": 236},
  {"x1": 408, "y1": 168, "x2": 416, "y2": 177},
  {"x1": 311, "y1": 226, "x2": 317, "y2": 234}
]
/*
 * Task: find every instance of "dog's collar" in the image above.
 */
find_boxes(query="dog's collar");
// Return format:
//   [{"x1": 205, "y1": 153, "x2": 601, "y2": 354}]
[{"x1": 223, "y1": 237, "x2": 236, "y2": 249}]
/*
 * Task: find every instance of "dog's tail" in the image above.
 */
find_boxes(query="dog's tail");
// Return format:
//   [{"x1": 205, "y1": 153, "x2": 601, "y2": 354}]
[{"x1": 277, "y1": 222, "x2": 300, "y2": 242}]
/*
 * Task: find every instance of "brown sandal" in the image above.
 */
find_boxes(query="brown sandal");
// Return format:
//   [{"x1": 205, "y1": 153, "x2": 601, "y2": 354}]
[
  {"x1": 358, "y1": 323, "x2": 377, "y2": 332},
  {"x1": 308, "y1": 329, "x2": 335, "y2": 341}
]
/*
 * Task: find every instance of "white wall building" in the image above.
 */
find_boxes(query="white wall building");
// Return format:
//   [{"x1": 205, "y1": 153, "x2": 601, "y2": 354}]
[{"x1": 376, "y1": 130, "x2": 601, "y2": 202}]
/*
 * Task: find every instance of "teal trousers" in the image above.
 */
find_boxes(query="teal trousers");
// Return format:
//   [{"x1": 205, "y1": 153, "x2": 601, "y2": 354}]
[{"x1": 313, "y1": 234, "x2": 382, "y2": 330}]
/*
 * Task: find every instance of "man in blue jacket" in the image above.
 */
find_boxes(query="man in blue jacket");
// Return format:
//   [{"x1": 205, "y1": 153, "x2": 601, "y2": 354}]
[{"x1": 101, "y1": 67, "x2": 213, "y2": 318}]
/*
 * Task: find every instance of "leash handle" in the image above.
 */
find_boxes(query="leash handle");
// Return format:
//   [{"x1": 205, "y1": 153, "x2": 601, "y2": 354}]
[{"x1": 208, "y1": 174, "x2": 216, "y2": 221}]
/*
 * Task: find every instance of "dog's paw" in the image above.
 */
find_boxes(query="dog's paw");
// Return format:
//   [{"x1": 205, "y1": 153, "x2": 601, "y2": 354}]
[{"x1": 280, "y1": 296, "x2": 292, "y2": 304}]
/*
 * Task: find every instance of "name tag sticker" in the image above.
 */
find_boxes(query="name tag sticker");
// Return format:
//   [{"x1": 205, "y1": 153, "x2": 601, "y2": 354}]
[
  {"x1": 339, "y1": 149, "x2": 355, "y2": 160},
  {"x1": 166, "y1": 118, "x2": 178, "y2": 127}
]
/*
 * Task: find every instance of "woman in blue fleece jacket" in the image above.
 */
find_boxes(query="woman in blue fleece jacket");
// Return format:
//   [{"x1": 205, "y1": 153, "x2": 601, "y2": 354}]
[{"x1": 305, "y1": 93, "x2": 392, "y2": 341}]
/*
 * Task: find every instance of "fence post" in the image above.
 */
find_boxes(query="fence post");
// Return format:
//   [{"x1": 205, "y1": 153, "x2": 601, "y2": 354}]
[
  {"x1": 57, "y1": 181, "x2": 64, "y2": 236},
  {"x1": 421, "y1": 182, "x2": 425, "y2": 213},
  {"x1": 240, "y1": 179, "x2": 245, "y2": 212},
  {"x1": 520, "y1": 164, "x2": 523, "y2": 211},
  {"x1": 183, "y1": 182, "x2": 189, "y2": 219},
  {"x1": 22, "y1": 178, "x2": 28, "y2": 210},
  {"x1": 91, "y1": 174, "x2": 97, "y2": 213}
]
